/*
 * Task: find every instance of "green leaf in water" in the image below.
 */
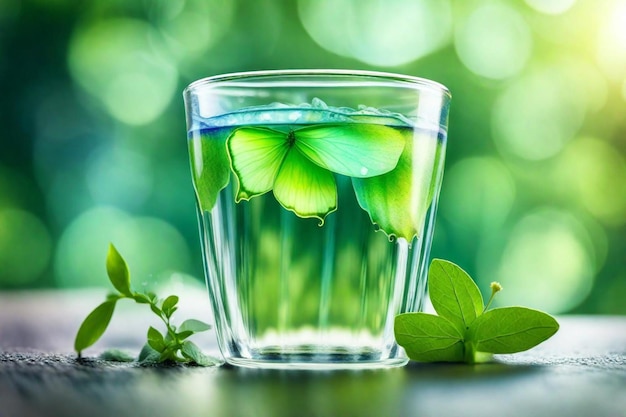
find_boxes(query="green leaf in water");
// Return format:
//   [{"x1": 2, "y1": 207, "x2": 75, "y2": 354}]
[
  {"x1": 189, "y1": 129, "x2": 231, "y2": 211},
  {"x1": 227, "y1": 124, "x2": 403, "y2": 225},
  {"x1": 353, "y1": 132, "x2": 443, "y2": 241},
  {"x1": 227, "y1": 126, "x2": 287, "y2": 200},
  {"x1": 293, "y1": 124, "x2": 404, "y2": 177},
  {"x1": 273, "y1": 146, "x2": 337, "y2": 223}
]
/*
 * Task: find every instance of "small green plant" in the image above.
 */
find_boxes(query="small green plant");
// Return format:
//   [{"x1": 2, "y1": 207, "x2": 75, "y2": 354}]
[
  {"x1": 394, "y1": 259, "x2": 559, "y2": 364},
  {"x1": 74, "y1": 244, "x2": 220, "y2": 366}
]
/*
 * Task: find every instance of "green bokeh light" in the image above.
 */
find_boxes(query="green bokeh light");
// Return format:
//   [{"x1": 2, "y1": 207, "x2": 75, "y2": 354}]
[
  {"x1": 68, "y1": 18, "x2": 178, "y2": 125},
  {"x1": 440, "y1": 157, "x2": 516, "y2": 233},
  {"x1": 554, "y1": 136, "x2": 626, "y2": 225},
  {"x1": 491, "y1": 64, "x2": 587, "y2": 160},
  {"x1": 455, "y1": 3, "x2": 532, "y2": 80},
  {"x1": 298, "y1": 0, "x2": 452, "y2": 67},
  {"x1": 85, "y1": 144, "x2": 154, "y2": 210},
  {"x1": 596, "y1": 0, "x2": 626, "y2": 81},
  {"x1": 0, "y1": 0, "x2": 19, "y2": 21},
  {"x1": 156, "y1": 0, "x2": 235, "y2": 62},
  {"x1": 477, "y1": 208, "x2": 598, "y2": 313},
  {"x1": 524, "y1": 0, "x2": 577, "y2": 15},
  {"x1": 54, "y1": 206, "x2": 191, "y2": 288},
  {"x1": 0, "y1": 209, "x2": 52, "y2": 286}
]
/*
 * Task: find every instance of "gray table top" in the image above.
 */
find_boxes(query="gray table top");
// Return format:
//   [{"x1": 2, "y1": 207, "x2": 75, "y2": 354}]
[{"x1": 0, "y1": 290, "x2": 625, "y2": 417}]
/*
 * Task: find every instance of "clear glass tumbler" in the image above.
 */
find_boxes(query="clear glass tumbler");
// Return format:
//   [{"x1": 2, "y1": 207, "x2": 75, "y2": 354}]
[{"x1": 183, "y1": 70, "x2": 450, "y2": 369}]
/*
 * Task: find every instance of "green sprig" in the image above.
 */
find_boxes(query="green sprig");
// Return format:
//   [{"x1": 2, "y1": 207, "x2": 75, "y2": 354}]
[
  {"x1": 395, "y1": 259, "x2": 559, "y2": 364},
  {"x1": 74, "y1": 244, "x2": 220, "y2": 367}
]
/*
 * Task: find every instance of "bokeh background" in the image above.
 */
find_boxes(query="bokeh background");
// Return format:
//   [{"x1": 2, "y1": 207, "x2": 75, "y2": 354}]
[{"x1": 0, "y1": 0, "x2": 625, "y2": 315}]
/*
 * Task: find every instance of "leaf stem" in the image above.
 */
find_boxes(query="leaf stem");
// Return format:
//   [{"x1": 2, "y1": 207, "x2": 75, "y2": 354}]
[{"x1": 463, "y1": 340, "x2": 476, "y2": 364}]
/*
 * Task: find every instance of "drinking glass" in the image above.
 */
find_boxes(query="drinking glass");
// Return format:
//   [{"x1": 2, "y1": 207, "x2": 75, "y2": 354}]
[{"x1": 183, "y1": 70, "x2": 451, "y2": 369}]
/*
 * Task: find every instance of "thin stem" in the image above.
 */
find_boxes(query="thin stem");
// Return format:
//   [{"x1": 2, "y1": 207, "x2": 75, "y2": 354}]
[{"x1": 483, "y1": 293, "x2": 496, "y2": 313}]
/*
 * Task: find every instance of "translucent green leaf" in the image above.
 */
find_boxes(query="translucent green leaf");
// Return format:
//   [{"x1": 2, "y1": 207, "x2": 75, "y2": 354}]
[
  {"x1": 273, "y1": 148, "x2": 337, "y2": 224},
  {"x1": 294, "y1": 124, "x2": 404, "y2": 177},
  {"x1": 181, "y1": 341, "x2": 222, "y2": 366},
  {"x1": 353, "y1": 132, "x2": 442, "y2": 241},
  {"x1": 74, "y1": 299, "x2": 117, "y2": 354},
  {"x1": 189, "y1": 129, "x2": 231, "y2": 211},
  {"x1": 226, "y1": 126, "x2": 387, "y2": 223},
  {"x1": 468, "y1": 307, "x2": 559, "y2": 354},
  {"x1": 106, "y1": 244, "x2": 132, "y2": 296},
  {"x1": 429, "y1": 259, "x2": 484, "y2": 333},
  {"x1": 179, "y1": 319, "x2": 211, "y2": 333},
  {"x1": 394, "y1": 313, "x2": 464, "y2": 362},
  {"x1": 227, "y1": 127, "x2": 288, "y2": 201}
]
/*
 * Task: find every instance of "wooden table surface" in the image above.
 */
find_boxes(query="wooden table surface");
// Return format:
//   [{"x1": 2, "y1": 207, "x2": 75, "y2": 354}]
[{"x1": 1, "y1": 290, "x2": 625, "y2": 417}]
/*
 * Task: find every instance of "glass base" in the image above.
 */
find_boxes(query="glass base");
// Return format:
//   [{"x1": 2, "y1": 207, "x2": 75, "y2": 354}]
[{"x1": 224, "y1": 349, "x2": 408, "y2": 370}]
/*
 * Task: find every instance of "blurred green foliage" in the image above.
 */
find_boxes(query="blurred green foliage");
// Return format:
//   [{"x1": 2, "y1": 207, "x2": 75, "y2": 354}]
[{"x1": 0, "y1": 0, "x2": 625, "y2": 315}]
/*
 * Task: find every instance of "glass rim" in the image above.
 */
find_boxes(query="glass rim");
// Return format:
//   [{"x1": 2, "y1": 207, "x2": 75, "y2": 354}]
[{"x1": 184, "y1": 69, "x2": 451, "y2": 99}]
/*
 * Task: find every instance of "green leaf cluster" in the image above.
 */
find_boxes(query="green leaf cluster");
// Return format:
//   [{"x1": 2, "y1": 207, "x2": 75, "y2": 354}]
[
  {"x1": 394, "y1": 259, "x2": 559, "y2": 364},
  {"x1": 74, "y1": 244, "x2": 220, "y2": 367}
]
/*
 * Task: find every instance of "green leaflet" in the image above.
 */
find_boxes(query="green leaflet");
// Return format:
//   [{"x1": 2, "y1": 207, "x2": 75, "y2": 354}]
[
  {"x1": 161, "y1": 295, "x2": 179, "y2": 319},
  {"x1": 189, "y1": 129, "x2": 231, "y2": 211},
  {"x1": 429, "y1": 259, "x2": 483, "y2": 333},
  {"x1": 179, "y1": 319, "x2": 211, "y2": 333},
  {"x1": 226, "y1": 124, "x2": 404, "y2": 225},
  {"x1": 394, "y1": 313, "x2": 464, "y2": 362},
  {"x1": 74, "y1": 299, "x2": 117, "y2": 354},
  {"x1": 106, "y1": 244, "x2": 132, "y2": 297},
  {"x1": 273, "y1": 147, "x2": 337, "y2": 224},
  {"x1": 147, "y1": 326, "x2": 166, "y2": 352},
  {"x1": 181, "y1": 340, "x2": 222, "y2": 366},
  {"x1": 468, "y1": 307, "x2": 560, "y2": 354},
  {"x1": 227, "y1": 127, "x2": 287, "y2": 200},
  {"x1": 352, "y1": 132, "x2": 443, "y2": 242},
  {"x1": 293, "y1": 124, "x2": 404, "y2": 177}
]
